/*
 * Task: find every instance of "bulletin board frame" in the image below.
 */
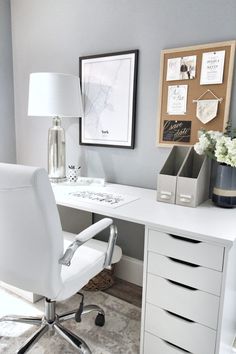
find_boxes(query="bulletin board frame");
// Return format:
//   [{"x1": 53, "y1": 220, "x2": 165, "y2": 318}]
[{"x1": 157, "y1": 40, "x2": 236, "y2": 147}]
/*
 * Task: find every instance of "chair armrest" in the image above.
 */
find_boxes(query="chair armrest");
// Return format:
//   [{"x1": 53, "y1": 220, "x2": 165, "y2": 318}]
[
  {"x1": 59, "y1": 218, "x2": 117, "y2": 267},
  {"x1": 75, "y1": 218, "x2": 113, "y2": 243}
]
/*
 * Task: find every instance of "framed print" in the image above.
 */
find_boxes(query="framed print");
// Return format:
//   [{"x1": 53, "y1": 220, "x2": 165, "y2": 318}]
[
  {"x1": 79, "y1": 50, "x2": 138, "y2": 148},
  {"x1": 157, "y1": 40, "x2": 235, "y2": 147}
]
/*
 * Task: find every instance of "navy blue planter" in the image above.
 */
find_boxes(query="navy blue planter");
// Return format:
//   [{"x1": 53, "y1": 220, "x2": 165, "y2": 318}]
[{"x1": 212, "y1": 164, "x2": 236, "y2": 208}]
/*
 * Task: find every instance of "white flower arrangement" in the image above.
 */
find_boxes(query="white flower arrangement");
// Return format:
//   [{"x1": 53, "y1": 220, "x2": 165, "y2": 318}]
[{"x1": 194, "y1": 130, "x2": 236, "y2": 167}]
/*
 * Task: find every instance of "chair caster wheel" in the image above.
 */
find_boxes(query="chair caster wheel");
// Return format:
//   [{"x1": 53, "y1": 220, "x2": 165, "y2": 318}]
[{"x1": 95, "y1": 313, "x2": 105, "y2": 327}]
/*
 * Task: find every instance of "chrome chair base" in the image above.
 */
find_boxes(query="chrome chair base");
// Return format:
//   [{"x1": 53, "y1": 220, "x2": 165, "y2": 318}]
[{"x1": 0, "y1": 298, "x2": 105, "y2": 354}]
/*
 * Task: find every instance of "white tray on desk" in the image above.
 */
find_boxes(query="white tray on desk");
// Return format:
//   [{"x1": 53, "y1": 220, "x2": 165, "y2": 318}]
[{"x1": 52, "y1": 183, "x2": 139, "y2": 209}]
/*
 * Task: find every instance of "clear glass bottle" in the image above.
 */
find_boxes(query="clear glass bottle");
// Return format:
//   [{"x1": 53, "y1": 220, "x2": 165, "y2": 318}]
[{"x1": 48, "y1": 117, "x2": 66, "y2": 182}]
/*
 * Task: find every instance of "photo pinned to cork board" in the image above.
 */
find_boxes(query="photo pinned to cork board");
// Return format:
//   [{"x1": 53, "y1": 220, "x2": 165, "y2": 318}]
[{"x1": 157, "y1": 40, "x2": 236, "y2": 147}]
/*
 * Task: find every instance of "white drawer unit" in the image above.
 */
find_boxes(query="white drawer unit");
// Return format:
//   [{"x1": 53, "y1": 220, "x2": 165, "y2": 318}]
[
  {"x1": 146, "y1": 273, "x2": 220, "y2": 329},
  {"x1": 141, "y1": 226, "x2": 236, "y2": 354},
  {"x1": 145, "y1": 303, "x2": 216, "y2": 354},
  {"x1": 148, "y1": 252, "x2": 222, "y2": 296},
  {"x1": 148, "y1": 229, "x2": 224, "y2": 271},
  {"x1": 144, "y1": 332, "x2": 191, "y2": 354}
]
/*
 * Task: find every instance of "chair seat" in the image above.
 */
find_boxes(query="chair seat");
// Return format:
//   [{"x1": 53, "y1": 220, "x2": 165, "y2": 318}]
[{"x1": 54, "y1": 232, "x2": 122, "y2": 301}]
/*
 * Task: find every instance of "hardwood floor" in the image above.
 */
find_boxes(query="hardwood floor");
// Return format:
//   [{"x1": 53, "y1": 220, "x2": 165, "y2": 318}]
[{"x1": 103, "y1": 277, "x2": 142, "y2": 308}]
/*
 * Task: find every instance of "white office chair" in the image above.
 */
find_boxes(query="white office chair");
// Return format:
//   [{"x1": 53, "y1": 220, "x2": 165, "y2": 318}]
[{"x1": 0, "y1": 163, "x2": 122, "y2": 354}]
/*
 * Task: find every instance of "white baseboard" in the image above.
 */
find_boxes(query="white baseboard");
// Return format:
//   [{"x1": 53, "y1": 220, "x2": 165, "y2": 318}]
[
  {"x1": 114, "y1": 255, "x2": 143, "y2": 287},
  {"x1": 0, "y1": 281, "x2": 42, "y2": 303}
]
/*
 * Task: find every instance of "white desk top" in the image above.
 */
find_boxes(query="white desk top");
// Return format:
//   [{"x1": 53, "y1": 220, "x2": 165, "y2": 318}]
[{"x1": 52, "y1": 182, "x2": 236, "y2": 247}]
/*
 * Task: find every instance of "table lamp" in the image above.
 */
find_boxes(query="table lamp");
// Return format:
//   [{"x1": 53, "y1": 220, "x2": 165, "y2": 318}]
[{"x1": 28, "y1": 72, "x2": 83, "y2": 183}]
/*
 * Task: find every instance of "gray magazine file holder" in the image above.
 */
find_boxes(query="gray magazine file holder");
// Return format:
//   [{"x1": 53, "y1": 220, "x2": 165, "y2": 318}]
[
  {"x1": 157, "y1": 146, "x2": 191, "y2": 204},
  {"x1": 176, "y1": 147, "x2": 211, "y2": 207}
]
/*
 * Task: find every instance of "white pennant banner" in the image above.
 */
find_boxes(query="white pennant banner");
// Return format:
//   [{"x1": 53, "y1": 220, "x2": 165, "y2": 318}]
[{"x1": 196, "y1": 99, "x2": 219, "y2": 124}]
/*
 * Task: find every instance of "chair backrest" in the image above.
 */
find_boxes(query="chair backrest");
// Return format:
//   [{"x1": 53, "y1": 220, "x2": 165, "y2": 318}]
[{"x1": 0, "y1": 163, "x2": 64, "y2": 298}]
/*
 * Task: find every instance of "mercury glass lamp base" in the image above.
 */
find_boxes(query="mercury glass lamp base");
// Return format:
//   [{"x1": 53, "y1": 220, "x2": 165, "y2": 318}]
[{"x1": 49, "y1": 176, "x2": 67, "y2": 183}]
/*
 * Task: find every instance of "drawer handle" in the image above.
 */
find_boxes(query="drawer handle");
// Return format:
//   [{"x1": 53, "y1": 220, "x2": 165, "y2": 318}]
[
  {"x1": 160, "y1": 191, "x2": 172, "y2": 200},
  {"x1": 179, "y1": 194, "x2": 192, "y2": 203},
  {"x1": 165, "y1": 309, "x2": 194, "y2": 323},
  {"x1": 169, "y1": 234, "x2": 202, "y2": 244},
  {"x1": 168, "y1": 257, "x2": 200, "y2": 268},
  {"x1": 162, "y1": 339, "x2": 191, "y2": 353},
  {"x1": 167, "y1": 279, "x2": 198, "y2": 291}
]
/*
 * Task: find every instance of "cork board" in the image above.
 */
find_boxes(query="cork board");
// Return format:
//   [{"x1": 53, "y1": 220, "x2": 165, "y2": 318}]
[{"x1": 157, "y1": 40, "x2": 236, "y2": 146}]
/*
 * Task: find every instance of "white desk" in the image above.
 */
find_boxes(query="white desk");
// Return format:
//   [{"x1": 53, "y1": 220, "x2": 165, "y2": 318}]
[{"x1": 53, "y1": 182, "x2": 236, "y2": 354}]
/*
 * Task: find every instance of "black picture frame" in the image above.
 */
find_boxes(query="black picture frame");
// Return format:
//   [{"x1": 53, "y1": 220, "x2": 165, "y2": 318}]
[{"x1": 79, "y1": 49, "x2": 138, "y2": 148}]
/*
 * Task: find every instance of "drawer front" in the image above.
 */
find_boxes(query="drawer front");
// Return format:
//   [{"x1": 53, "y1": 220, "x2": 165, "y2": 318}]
[
  {"x1": 148, "y1": 252, "x2": 222, "y2": 296},
  {"x1": 144, "y1": 332, "x2": 190, "y2": 354},
  {"x1": 145, "y1": 303, "x2": 216, "y2": 354},
  {"x1": 148, "y1": 229, "x2": 224, "y2": 271},
  {"x1": 146, "y1": 273, "x2": 219, "y2": 329}
]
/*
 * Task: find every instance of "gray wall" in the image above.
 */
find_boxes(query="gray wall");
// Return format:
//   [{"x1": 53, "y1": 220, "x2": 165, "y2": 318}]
[
  {"x1": 10, "y1": 0, "x2": 236, "y2": 188},
  {"x1": 0, "y1": 0, "x2": 16, "y2": 163},
  {"x1": 10, "y1": 0, "x2": 236, "y2": 259}
]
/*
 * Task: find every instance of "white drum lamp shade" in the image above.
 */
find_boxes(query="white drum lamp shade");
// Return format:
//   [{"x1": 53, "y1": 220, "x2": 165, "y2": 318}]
[
  {"x1": 28, "y1": 72, "x2": 83, "y2": 117},
  {"x1": 28, "y1": 72, "x2": 83, "y2": 183}
]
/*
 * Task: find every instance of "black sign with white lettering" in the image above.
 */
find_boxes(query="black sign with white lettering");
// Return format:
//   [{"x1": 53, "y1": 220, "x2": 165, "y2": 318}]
[{"x1": 163, "y1": 120, "x2": 191, "y2": 142}]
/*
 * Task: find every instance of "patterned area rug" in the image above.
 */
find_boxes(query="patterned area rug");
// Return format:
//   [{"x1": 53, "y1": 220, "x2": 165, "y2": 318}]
[{"x1": 0, "y1": 287, "x2": 140, "y2": 354}]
